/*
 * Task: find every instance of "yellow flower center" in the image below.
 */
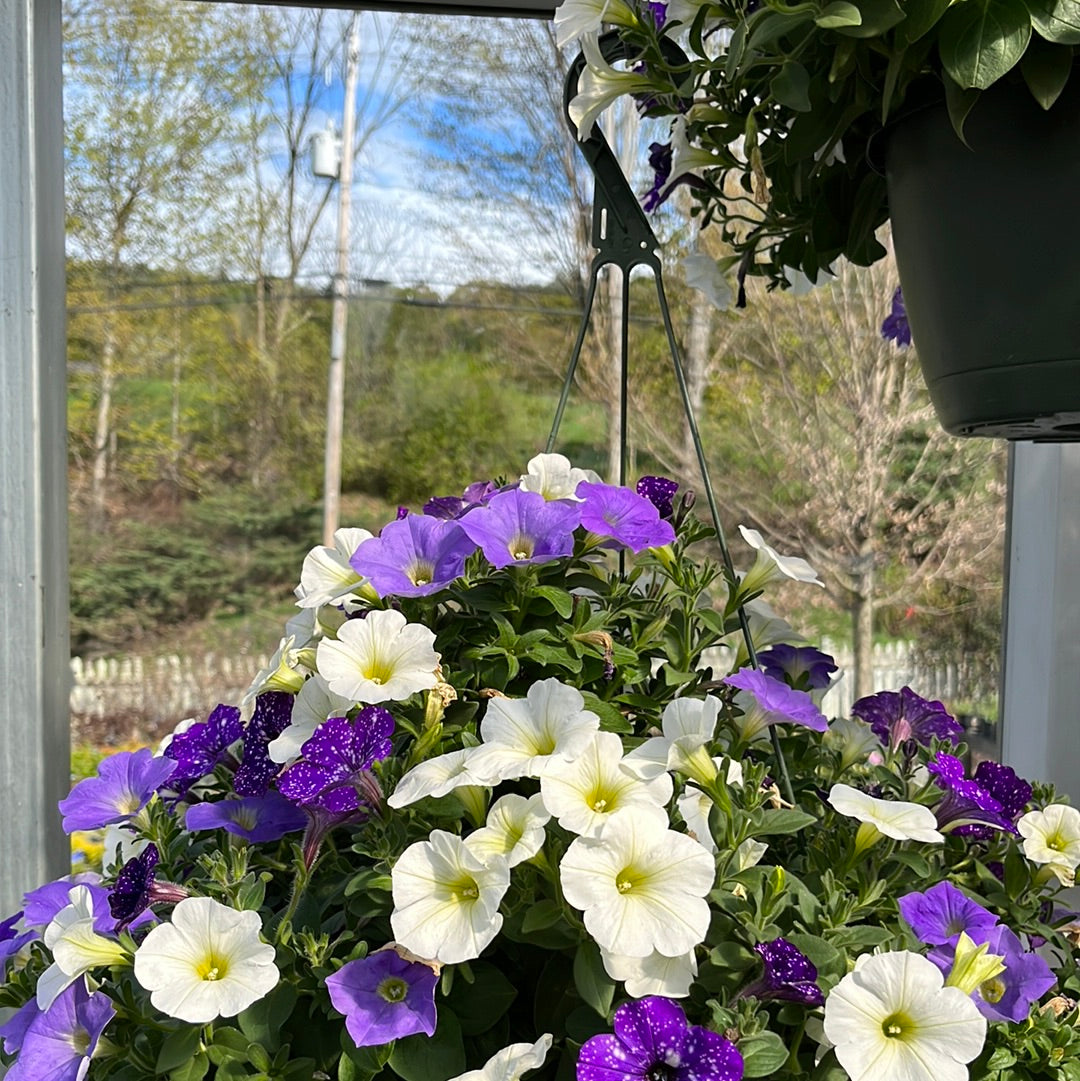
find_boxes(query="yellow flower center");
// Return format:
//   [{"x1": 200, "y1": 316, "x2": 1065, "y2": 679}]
[
  {"x1": 980, "y1": 977, "x2": 1007, "y2": 1004},
  {"x1": 447, "y1": 874, "x2": 480, "y2": 902},
  {"x1": 616, "y1": 865, "x2": 643, "y2": 893},
  {"x1": 407, "y1": 560, "x2": 435, "y2": 588},
  {"x1": 116, "y1": 790, "x2": 142, "y2": 815},
  {"x1": 881, "y1": 1011, "x2": 911, "y2": 1040},
  {"x1": 377, "y1": 976, "x2": 409, "y2": 1003},
  {"x1": 362, "y1": 654, "x2": 395, "y2": 686},
  {"x1": 509, "y1": 535, "x2": 534, "y2": 561},
  {"x1": 1046, "y1": 831, "x2": 1066, "y2": 852},
  {"x1": 69, "y1": 1027, "x2": 91, "y2": 1056},
  {"x1": 196, "y1": 954, "x2": 228, "y2": 982}
]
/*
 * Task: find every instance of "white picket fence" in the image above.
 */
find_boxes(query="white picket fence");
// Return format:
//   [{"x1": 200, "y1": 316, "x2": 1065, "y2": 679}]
[{"x1": 69, "y1": 639, "x2": 996, "y2": 737}]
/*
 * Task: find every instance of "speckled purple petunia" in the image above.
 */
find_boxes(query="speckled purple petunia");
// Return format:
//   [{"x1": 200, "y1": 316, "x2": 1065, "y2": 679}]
[
  {"x1": 163, "y1": 703, "x2": 242, "y2": 793},
  {"x1": 234, "y1": 692, "x2": 296, "y2": 797},
  {"x1": 851, "y1": 686, "x2": 962, "y2": 752},
  {"x1": 577, "y1": 996, "x2": 743, "y2": 1081}
]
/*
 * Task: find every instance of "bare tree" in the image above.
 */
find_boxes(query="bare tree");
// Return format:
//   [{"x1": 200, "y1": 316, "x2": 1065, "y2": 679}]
[{"x1": 712, "y1": 255, "x2": 1005, "y2": 695}]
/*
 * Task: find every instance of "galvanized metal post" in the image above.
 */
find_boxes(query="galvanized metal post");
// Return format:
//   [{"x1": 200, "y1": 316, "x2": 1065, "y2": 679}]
[
  {"x1": 1001, "y1": 442, "x2": 1080, "y2": 803},
  {"x1": 0, "y1": 0, "x2": 71, "y2": 912}
]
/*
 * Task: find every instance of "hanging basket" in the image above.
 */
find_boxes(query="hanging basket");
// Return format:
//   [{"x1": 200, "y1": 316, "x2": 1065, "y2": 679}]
[{"x1": 885, "y1": 75, "x2": 1080, "y2": 440}]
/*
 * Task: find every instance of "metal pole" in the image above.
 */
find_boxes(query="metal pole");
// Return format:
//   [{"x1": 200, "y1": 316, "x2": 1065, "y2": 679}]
[{"x1": 323, "y1": 12, "x2": 361, "y2": 545}]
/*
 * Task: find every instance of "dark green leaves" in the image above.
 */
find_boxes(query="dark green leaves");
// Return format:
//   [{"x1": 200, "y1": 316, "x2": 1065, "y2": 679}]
[{"x1": 939, "y1": 0, "x2": 1033, "y2": 88}]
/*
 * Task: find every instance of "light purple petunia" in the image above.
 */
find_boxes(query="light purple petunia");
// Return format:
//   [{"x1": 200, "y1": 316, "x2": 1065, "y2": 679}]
[
  {"x1": 278, "y1": 707, "x2": 395, "y2": 813},
  {"x1": 58, "y1": 749, "x2": 177, "y2": 834},
  {"x1": 928, "y1": 924, "x2": 1056, "y2": 1023},
  {"x1": 881, "y1": 285, "x2": 912, "y2": 347},
  {"x1": 576, "y1": 482, "x2": 676, "y2": 552},
  {"x1": 459, "y1": 488, "x2": 580, "y2": 569},
  {"x1": 851, "y1": 686, "x2": 962, "y2": 752},
  {"x1": 0, "y1": 978, "x2": 115, "y2": 1081},
  {"x1": 0, "y1": 912, "x2": 36, "y2": 976},
  {"x1": 185, "y1": 792, "x2": 308, "y2": 844},
  {"x1": 757, "y1": 644, "x2": 838, "y2": 692},
  {"x1": 233, "y1": 692, "x2": 296, "y2": 798},
  {"x1": 636, "y1": 475, "x2": 679, "y2": 520},
  {"x1": 898, "y1": 881, "x2": 999, "y2": 947},
  {"x1": 722, "y1": 668, "x2": 829, "y2": 733},
  {"x1": 350, "y1": 515, "x2": 476, "y2": 597},
  {"x1": 326, "y1": 948, "x2": 438, "y2": 1047},
  {"x1": 577, "y1": 996, "x2": 743, "y2": 1081},
  {"x1": 162, "y1": 703, "x2": 242, "y2": 793},
  {"x1": 740, "y1": 938, "x2": 825, "y2": 1007},
  {"x1": 928, "y1": 752, "x2": 1015, "y2": 834}
]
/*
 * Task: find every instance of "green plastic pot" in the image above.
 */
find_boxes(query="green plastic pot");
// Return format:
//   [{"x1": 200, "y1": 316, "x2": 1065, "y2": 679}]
[{"x1": 885, "y1": 75, "x2": 1080, "y2": 440}]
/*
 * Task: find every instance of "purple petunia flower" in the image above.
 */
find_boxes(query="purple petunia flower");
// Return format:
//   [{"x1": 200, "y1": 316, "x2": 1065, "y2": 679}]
[
  {"x1": 0, "y1": 912, "x2": 36, "y2": 976},
  {"x1": 423, "y1": 480, "x2": 499, "y2": 520},
  {"x1": 898, "y1": 881, "x2": 999, "y2": 947},
  {"x1": 0, "y1": 978, "x2": 115, "y2": 1080},
  {"x1": 953, "y1": 761, "x2": 1032, "y2": 839},
  {"x1": 928, "y1": 752, "x2": 1016, "y2": 834},
  {"x1": 186, "y1": 792, "x2": 308, "y2": 844},
  {"x1": 576, "y1": 482, "x2": 676, "y2": 552},
  {"x1": 459, "y1": 488, "x2": 580, "y2": 569},
  {"x1": 643, "y1": 141, "x2": 673, "y2": 212},
  {"x1": 163, "y1": 703, "x2": 242, "y2": 793},
  {"x1": 233, "y1": 692, "x2": 296, "y2": 798},
  {"x1": 757, "y1": 644, "x2": 838, "y2": 692},
  {"x1": 108, "y1": 844, "x2": 159, "y2": 932},
  {"x1": 881, "y1": 285, "x2": 911, "y2": 347},
  {"x1": 326, "y1": 948, "x2": 438, "y2": 1047},
  {"x1": 636, "y1": 475, "x2": 679, "y2": 520},
  {"x1": 278, "y1": 707, "x2": 395, "y2": 813},
  {"x1": 722, "y1": 668, "x2": 829, "y2": 736},
  {"x1": 578, "y1": 996, "x2": 743, "y2": 1081},
  {"x1": 741, "y1": 938, "x2": 825, "y2": 1007},
  {"x1": 851, "y1": 686, "x2": 962, "y2": 752},
  {"x1": 928, "y1": 924, "x2": 1056, "y2": 1023},
  {"x1": 58, "y1": 749, "x2": 177, "y2": 834},
  {"x1": 350, "y1": 515, "x2": 476, "y2": 598}
]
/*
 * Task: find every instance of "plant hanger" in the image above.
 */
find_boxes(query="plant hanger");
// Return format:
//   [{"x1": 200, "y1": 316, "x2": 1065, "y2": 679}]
[{"x1": 548, "y1": 32, "x2": 794, "y2": 802}]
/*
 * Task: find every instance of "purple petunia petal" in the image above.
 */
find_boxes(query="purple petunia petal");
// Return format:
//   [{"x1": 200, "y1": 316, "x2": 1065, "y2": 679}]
[
  {"x1": 852, "y1": 687, "x2": 961, "y2": 752},
  {"x1": 108, "y1": 844, "x2": 159, "y2": 931},
  {"x1": 898, "y1": 881, "x2": 999, "y2": 947},
  {"x1": 722, "y1": 668, "x2": 829, "y2": 733},
  {"x1": 163, "y1": 704, "x2": 242, "y2": 792},
  {"x1": 459, "y1": 488, "x2": 580, "y2": 569},
  {"x1": 750, "y1": 938, "x2": 825, "y2": 1007},
  {"x1": 576, "y1": 482, "x2": 676, "y2": 552},
  {"x1": 881, "y1": 286, "x2": 911, "y2": 347},
  {"x1": 185, "y1": 793, "x2": 308, "y2": 844},
  {"x1": 58, "y1": 750, "x2": 177, "y2": 833},
  {"x1": 928, "y1": 752, "x2": 1014, "y2": 834},
  {"x1": 636, "y1": 475, "x2": 679, "y2": 520},
  {"x1": 757, "y1": 644, "x2": 838, "y2": 692},
  {"x1": 351, "y1": 515, "x2": 476, "y2": 598},
  {"x1": 234, "y1": 692, "x2": 295, "y2": 797}
]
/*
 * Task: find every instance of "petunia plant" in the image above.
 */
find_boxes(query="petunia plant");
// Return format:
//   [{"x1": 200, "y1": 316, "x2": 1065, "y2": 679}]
[{"x1": 2, "y1": 453, "x2": 1080, "y2": 1081}]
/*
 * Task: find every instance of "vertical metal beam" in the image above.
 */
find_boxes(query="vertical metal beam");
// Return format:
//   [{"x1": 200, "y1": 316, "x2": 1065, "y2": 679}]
[
  {"x1": 1001, "y1": 443, "x2": 1080, "y2": 802},
  {"x1": 0, "y1": 0, "x2": 70, "y2": 912}
]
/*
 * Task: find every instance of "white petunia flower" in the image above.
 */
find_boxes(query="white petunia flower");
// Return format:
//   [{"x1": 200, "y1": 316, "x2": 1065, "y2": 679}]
[
  {"x1": 683, "y1": 252, "x2": 733, "y2": 312},
  {"x1": 552, "y1": 0, "x2": 637, "y2": 47},
  {"x1": 621, "y1": 695, "x2": 722, "y2": 786},
  {"x1": 268, "y1": 675, "x2": 355, "y2": 764},
  {"x1": 823, "y1": 951, "x2": 986, "y2": 1081},
  {"x1": 37, "y1": 886, "x2": 129, "y2": 1010},
  {"x1": 447, "y1": 1033, "x2": 553, "y2": 1081},
  {"x1": 827, "y1": 783, "x2": 944, "y2": 844},
  {"x1": 567, "y1": 34, "x2": 658, "y2": 141},
  {"x1": 465, "y1": 794, "x2": 551, "y2": 867},
  {"x1": 132, "y1": 897, "x2": 279, "y2": 1024},
  {"x1": 825, "y1": 716, "x2": 880, "y2": 773},
  {"x1": 601, "y1": 947, "x2": 698, "y2": 999},
  {"x1": 316, "y1": 609, "x2": 440, "y2": 704},
  {"x1": 541, "y1": 731, "x2": 673, "y2": 837},
  {"x1": 242, "y1": 634, "x2": 308, "y2": 705},
  {"x1": 391, "y1": 831, "x2": 511, "y2": 965},
  {"x1": 560, "y1": 808, "x2": 715, "y2": 959},
  {"x1": 295, "y1": 527, "x2": 373, "y2": 610},
  {"x1": 388, "y1": 747, "x2": 492, "y2": 809},
  {"x1": 469, "y1": 678, "x2": 600, "y2": 783},
  {"x1": 1017, "y1": 804, "x2": 1080, "y2": 886},
  {"x1": 518, "y1": 452, "x2": 600, "y2": 501},
  {"x1": 676, "y1": 760, "x2": 744, "y2": 853},
  {"x1": 738, "y1": 525, "x2": 823, "y2": 592}
]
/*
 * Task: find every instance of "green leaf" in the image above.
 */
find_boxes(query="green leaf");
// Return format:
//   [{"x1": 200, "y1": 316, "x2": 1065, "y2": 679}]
[
  {"x1": 815, "y1": 1, "x2": 862, "y2": 27},
  {"x1": 581, "y1": 692, "x2": 631, "y2": 733},
  {"x1": 943, "y1": 74, "x2": 982, "y2": 141},
  {"x1": 1021, "y1": 37, "x2": 1074, "y2": 106},
  {"x1": 833, "y1": 0, "x2": 905, "y2": 36},
  {"x1": 239, "y1": 982, "x2": 299, "y2": 1049},
  {"x1": 446, "y1": 962, "x2": 517, "y2": 1035},
  {"x1": 896, "y1": 0, "x2": 954, "y2": 43},
  {"x1": 1031, "y1": 0, "x2": 1080, "y2": 43},
  {"x1": 388, "y1": 1008, "x2": 466, "y2": 1081},
  {"x1": 751, "y1": 808, "x2": 817, "y2": 835},
  {"x1": 770, "y1": 61, "x2": 813, "y2": 111},
  {"x1": 533, "y1": 585, "x2": 574, "y2": 618},
  {"x1": 522, "y1": 899, "x2": 565, "y2": 933},
  {"x1": 738, "y1": 1031, "x2": 791, "y2": 1077},
  {"x1": 939, "y1": 0, "x2": 1032, "y2": 88},
  {"x1": 169, "y1": 1052, "x2": 210, "y2": 1081},
  {"x1": 573, "y1": 939, "x2": 616, "y2": 1018},
  {"x1": 157, "y1": 1027, "x2": 203, "y2": 1074}
]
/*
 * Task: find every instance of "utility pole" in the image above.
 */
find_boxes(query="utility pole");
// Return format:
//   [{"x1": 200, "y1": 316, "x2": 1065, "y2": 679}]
[{"x1": 323, "y1": 11, "x2": 360, "y2": 545}]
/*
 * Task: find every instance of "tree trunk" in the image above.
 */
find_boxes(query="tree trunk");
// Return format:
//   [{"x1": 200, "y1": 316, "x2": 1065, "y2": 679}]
[
  {"x1": 851, "y1": 555, "x2": 875, "y2": 700},
  {"x1": 680, "y1": 289, "x2": 713, "y2": 488},
  {"x1": 90, "y1": 322, "x2": 116, "y2": 531}
]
